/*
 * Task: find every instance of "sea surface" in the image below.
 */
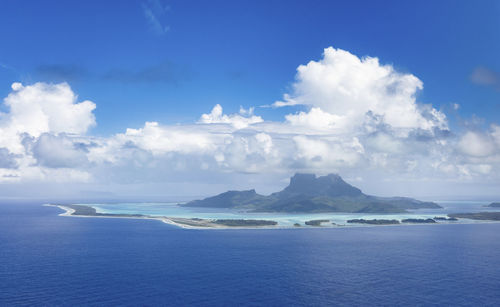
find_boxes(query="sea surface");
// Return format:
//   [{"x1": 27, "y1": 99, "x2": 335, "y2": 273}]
[{"x1": 1, "y1": 202, "x2": 500, "y2": 306}]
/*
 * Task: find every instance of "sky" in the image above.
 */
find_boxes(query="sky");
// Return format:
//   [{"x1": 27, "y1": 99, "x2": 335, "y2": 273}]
[{"x1": 0, "y1": 0, "x2": 500, "y2": 202}]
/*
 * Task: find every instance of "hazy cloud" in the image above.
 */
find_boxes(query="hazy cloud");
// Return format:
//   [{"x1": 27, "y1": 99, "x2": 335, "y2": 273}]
[
  {"x1": 103, "y1": 61, "x2": 190, "y2": 84},
  {"x1": 31, "y1": 133, "x2": 89, "y2": 168},
  {"x1": 0, "y1": 148, "x2": 18, "y2": 169},
  {"x1": 142, "y1": 0, "x2": 170, "y2": 35},
  {"x1": 470, "y1": 67, "x2": 500, "y2": 90},
  {"x1": 35, "y1": 64, "x2": 88, "y2": 82},
  {"x1": 32, "y1": 60, "x2": 190, "y2": 85}
]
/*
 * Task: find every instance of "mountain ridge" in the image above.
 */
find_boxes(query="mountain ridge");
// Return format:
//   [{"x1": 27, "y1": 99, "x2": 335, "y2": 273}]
[{"x1": 181, "y1": 173, "x2": 441, "y2": 213}]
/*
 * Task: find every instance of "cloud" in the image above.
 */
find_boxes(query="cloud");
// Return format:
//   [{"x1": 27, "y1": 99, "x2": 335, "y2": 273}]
[
  {"x1": 285, "y1": 107, "x2": 346, "y2": 130},
  {"x1": 1, "y1": 47, "x2": 500, "y2": 198},
  {"x1": 0, "y1": 62, "x2": 22, "y2": 79},
  {"x1": 0, "y1": 82, "x2": 95, "y2": 154},
  {"x1": 0, "y1": 148, "x2": 18, "y2": 169},
  {"x1": 3, "y1": 82, "x2": 96, "y2": 137},
  {"x1": 31, "y1": 133, "x2": 89, "y2": 168},
  {"x1": 458, "y1": 131, "x2": 496, "y2": 157},
  {"x1": 142, "y1": 0, "x2": 170, "y2": 35},
  {"x1": 199, "y1": 104, "x2": 263, "y2": 129},
  {"x1": 274, "y1": 47, "x2": 447, "y2": 132},
  {"x1": 492, "y1": 125, "x2": 500, "y2": 146},
  {"x1": 470, "y1": 67, "x2": 500, "y2": 90},
  {"x1": 293, "y1": 135, "x2": 364, "y2": 169},
  {"x1": 119, "y1": 121, "x2": 219, "y2": 155},
  {"x1": 103, "y1": 61, "x2": 190, "y2": 84},
  {"x1": 0, "y1": 82, "x2": 96, "y2": 183},
  {"x1": 32, "y1": 61, "x2": 190, "y2": 85},
  {"x1": 35, "y1": 64, "x2": 88, "y2": 82}
]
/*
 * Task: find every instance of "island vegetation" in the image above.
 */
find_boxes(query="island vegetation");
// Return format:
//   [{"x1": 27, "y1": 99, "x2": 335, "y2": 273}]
[
  {"x1": 448, "y1": 212, "x2": 500, "y2": 221},
  {"x1": 213, "y1": 219, "x2": 278, "y2": 226},
  {"x1": 305, "y1": 219, "x2": 330, "y2": 226},
  {"x1": 63, "y1": 204, "x2": 146, "y2": 218},
  {"x1": 434, "y1": 216, "x2": 458, "y2": 221},
  {"x1": 347, "y1": 219, "x2": 400, "y2": 225},
  {"x1": 401, "y1": 218, "x2": 436, "y2": 223},
  {"x1": 53, "y1": 204, "x2": 279, "y2": 228}
]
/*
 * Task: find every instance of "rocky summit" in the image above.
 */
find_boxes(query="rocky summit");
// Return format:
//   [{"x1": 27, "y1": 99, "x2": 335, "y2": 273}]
[{"x1": 181, "y1": 173, "x2": 441, "y2": 213}]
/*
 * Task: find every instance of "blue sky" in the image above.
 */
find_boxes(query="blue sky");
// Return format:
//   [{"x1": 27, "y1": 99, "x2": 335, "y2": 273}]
[
  {"x1": 1, "y1": 0, "x2": 499, "y2": 133},
  {"x1": 0, "y1": 1, "x2": 500, "y2": 200}
]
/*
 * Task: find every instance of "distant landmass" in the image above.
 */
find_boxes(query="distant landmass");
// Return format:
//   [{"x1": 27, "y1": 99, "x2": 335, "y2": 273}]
[
  {"x1": 486, "y1": 202, "x2": 500, "y2": 208},
  {"x1": 181, "y1": 173, "x2": 441, "y2": 213},
  {"x1": 347, "y1": 219, "x2": 400, "y2": 225},
  {"x1": 448, "y1": 212, "x2": 500, "y2": 221}
]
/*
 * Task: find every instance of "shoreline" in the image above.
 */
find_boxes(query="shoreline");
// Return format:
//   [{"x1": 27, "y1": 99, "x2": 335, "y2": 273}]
[
  {"x1": 44, "y1": 204, "x2": 285, "y2": 230},
  {"x1": 45, "y1": 204, "x2": 209, "y2": 229},
  {"x1": 44, "y1": 204, "x2": 500, "y2": 230}
]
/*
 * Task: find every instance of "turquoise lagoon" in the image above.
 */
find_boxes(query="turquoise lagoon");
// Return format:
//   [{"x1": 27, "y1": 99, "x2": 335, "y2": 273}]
[{"x1": 73, "y1": 201, "x2": 500, "y2": 227}]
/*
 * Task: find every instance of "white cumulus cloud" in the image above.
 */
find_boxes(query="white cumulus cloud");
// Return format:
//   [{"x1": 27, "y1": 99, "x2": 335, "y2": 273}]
[
  {"x1": 458, "y1": 131, "x2": 496, "y2": 157},
  {"x1": 0, "y1": 82, "x2": 96, "y2": 182},
  {"x1": 199, "y1": 104, "x2": 263, "y2": 129},
  {"x1": 275, "y1": 47, "x2": 447, "y2": 132},
  {"x1": 3, "y1": 82, "x2": 95, "y2": 136}
]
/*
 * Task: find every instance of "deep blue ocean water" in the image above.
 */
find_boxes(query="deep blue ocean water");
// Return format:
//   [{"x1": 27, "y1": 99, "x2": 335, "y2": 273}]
[{"x1": 1, "y1": 203, "x2": 500, "y2": 306}]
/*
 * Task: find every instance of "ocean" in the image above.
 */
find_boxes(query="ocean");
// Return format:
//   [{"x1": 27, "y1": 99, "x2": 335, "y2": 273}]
[{"x1": 1, "y1": 202, "x2": 500, "y2": 306}]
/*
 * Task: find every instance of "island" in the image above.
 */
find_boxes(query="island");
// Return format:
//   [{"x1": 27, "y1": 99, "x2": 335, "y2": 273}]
[
  {"x1": 181, "y1": 173, "x2": 441, "y2": 213},
  {"x1": 46, "y1": 204, "x2": 279, "y2": 229},
  {"x1": 305, "y1": 219, "x2": 331, "y2": 226},
  {"x1": 434, "y1": 216, "x2": 458, "y2": 221},
  {"x1": 212, "y1": 219, "x2": 277, "y2": 227},
  {"x1": 448, "y1": 212, "x2": 500, "y2": 221},
  {"x1": 47, "y1": 175, "x2": 500, "y2": 230},
  {"x1": 59, "y1": 204, "x2": 147, "y2": 218},
  {"x1": 347, "y1": 219, "x2": 400, "y2": 225},
  {"x1": 486, "y1": 202, "x2": 500, "y2": 208},
  {"x1": 47, "y1": 203, "x2": 500, "y2": 230},
  {"x1": 401, "y1": 218, "x2": 436, "y2": 223}
]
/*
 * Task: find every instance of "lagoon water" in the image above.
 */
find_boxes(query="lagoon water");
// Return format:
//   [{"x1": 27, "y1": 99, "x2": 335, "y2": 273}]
[
  {"x1": 1, "y1": 202, "x2": 500, "y2": 306},
  {"x1": 90, "y1": 200, "x2": 499, "y2": 227}
]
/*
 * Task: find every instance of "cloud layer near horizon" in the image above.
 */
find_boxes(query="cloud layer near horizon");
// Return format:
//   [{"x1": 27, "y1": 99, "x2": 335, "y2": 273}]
[{"x1": 1, "y1": 47, "x2": 499, "y2": 199}]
